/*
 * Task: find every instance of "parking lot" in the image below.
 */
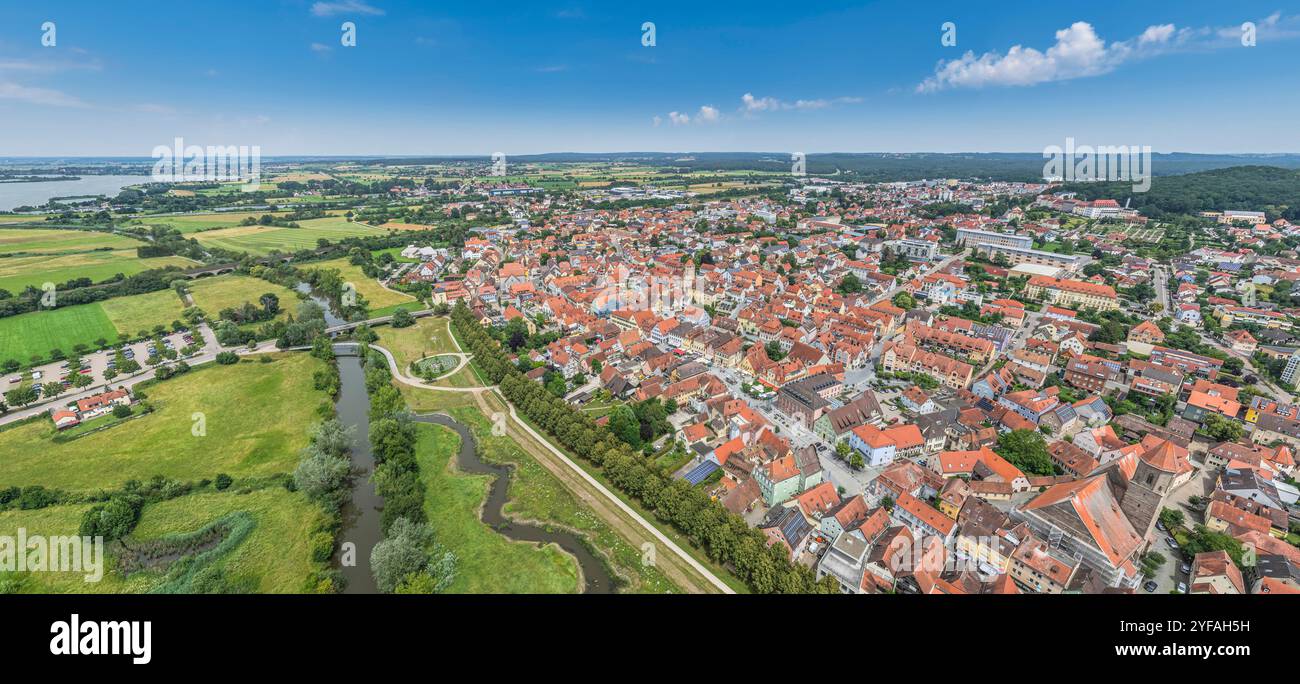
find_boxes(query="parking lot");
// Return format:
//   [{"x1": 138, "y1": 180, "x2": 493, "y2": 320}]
[{"x1": 5, "y1": 330, "x2": 200, "y2": 404}]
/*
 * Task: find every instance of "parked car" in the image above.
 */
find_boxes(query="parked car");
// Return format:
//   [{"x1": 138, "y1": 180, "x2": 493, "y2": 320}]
[
  {"x1": 1176, "y1": 581, "x2": 1188, "y2": 594},
  {"x1": 1143, "y1": 580, "x2": 1158, "y2": 593},
  {"x1": 1156, "y1": 520, "x2": 1167, "y2": 532},
  {"x1": 1180, "y1": 562, "x2": 1191, "y2": 574},
  {"x1": 1165, "y1": 537, "x2": 1179, "y2": 550}
]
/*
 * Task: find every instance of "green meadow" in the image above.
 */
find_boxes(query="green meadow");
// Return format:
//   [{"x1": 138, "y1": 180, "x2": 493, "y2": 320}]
[
  {"x1": 0, "y1": 228, "x2": 141, "y2": 254},
  {"x1": 0, "y1": 250, "x2": 194, "y2": 293},
  {"x1": 0, "y1": 353, "x2": 329, "y2": 491},
  {"x1": 186, "y1": 274, "x2": 300, "y2": 322},
  {"x1": 0, "y1": 487, "x2": 324, "y2": 594},
  {"x1": 0, "y1": 304, "x2": 119, "y2": 363},
  {"x1": 192, "y1": 216, "x2": 386, "y2": 256}
]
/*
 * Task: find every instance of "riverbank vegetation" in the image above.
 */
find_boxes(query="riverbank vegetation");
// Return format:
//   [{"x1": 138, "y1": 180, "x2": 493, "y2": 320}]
[
  {"x1": 361, "y1": 345, "x2": 458, "y2": 593},
  {"x1": 452, "y1": 303, "x2": 837, "y2": 594}
]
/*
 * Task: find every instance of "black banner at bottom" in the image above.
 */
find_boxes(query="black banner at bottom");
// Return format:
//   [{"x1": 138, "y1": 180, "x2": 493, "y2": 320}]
[{"x1": 0, "y1": 593, "x2": 1286, "y2": 671}]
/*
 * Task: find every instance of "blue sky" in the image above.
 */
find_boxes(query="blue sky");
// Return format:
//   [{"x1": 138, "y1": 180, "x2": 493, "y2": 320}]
[{"x1": 0, "y1": 0, "x2": 1297, "y2": 155}]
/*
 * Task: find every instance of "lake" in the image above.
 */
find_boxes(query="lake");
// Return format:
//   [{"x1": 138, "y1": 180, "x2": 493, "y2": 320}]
[{"x1": 0, "y1": 175, "x2": 146, "y2": 211}]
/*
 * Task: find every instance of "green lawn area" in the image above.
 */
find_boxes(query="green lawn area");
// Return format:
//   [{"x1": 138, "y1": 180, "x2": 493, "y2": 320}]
[
  {"x1": 187, "y1": 274, "x2": 300, "y2": 322},
  {"x1": 0, "y1": 228, "x2": 142, "y2": 254},
  {"x1": 372, "y1": 247, "x2": 420, "y2": 263},
  {"x1": 99, "y1": 288, "x2": 188, "y2": 336},
  {"x1": 0, "y1": 487, "x2": 324, "y2": 593},
  {"x1": 414, "y1": 422, "x2": 580, "y2": 593},
  {"x1": 192, "y1": 216, "x2": 386, "y2": 256},
  {"x1": 0, "y1": 250, "x2": 194, "y2": 294},
  {"x1": 376, "y1": 316, "x2": 459, "y2": 370},
  {"x1": 308, "y1": 257, "x2": 416, "y2": 313},
  {"x1": 0, "y1": 353, "x2": 330, "y2": 491},
  {"x1": 0, "y1": 303, "x2": 119, "y2": 364}
]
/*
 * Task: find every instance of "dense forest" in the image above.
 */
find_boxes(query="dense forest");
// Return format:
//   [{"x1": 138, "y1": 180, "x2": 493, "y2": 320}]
[{"x1": 1062, "y1": 165, "x2": 1300, "y2": 221}]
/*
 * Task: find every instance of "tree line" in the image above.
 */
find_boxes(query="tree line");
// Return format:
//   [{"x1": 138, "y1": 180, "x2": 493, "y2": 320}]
[{"x1": 451, "y1": 303, "x2": 837, "y2": 594}]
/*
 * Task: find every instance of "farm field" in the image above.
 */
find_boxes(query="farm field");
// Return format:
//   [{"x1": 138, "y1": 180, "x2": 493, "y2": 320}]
[
  {"x1": 0, "y1": 353, "x2": 330, "y2": 491},
  {"x1": 308, "y1": 257, "x2": 416, "y2": 313},
  {"x1": 0, "y1": 303, "x2": 118, "y2": 363},
  {"x1": 127, "y1": 211, "x2": 291, "y2": 234},
  {"x1": 192, "y1": 216, "x2": 385, "y2": 255},
  {"x1": 0, "y1": 249, "x2": 194, "y2": 293},
  {"x1": 99, "y1": 288, "x2": 188, "y2": 335},
  {"x1": 187, "y1": 274, "x2": 300, "y2": 322},
  {"x1": 0, "y1": 228, "x2": 142, "y2": 254}
]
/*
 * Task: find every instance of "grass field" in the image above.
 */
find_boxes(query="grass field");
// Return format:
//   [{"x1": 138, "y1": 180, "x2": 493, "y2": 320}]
[
  {"x1": 444, "y1": 403, "x2": 678, "y2": 593},
  {"x1": 129, "y1": 488, "x2": 325, "y2": 593},
  {"x1": 192, "y1": 216, "x2": 386, "y2": 255},
  {"x1": 309, "y1": 257, "x2": 415, "y2": 314},
  {"x1": 414, "y1": 422, "x2": 580, "y2": 593},
  {"x1": 0, "y1": 303, "x2": 118, "y2": 363},
  {"x1": 129, "y1": 211, "x2": 290, "y2": 234},
  {"x1": 187, "y1": 274, "x2": 300, "y2": 322},
  {"x1": 0, "y1": 250, "x2": 194, "y2": 293},
  {"x1": 0, "y1": 228, "x2": 142, "y2": 254},
  {"x1": 99, "y1": 288, "x2": 187, "y2": 336},
  {"x1": 0, "y1": 487, "x2": 324, "y2": 593},
  {"x1": 376, "y1": 316, "x2": 458, "y2": 370},
  {"x1": 394, "y1": 363, "x2": 678, "y2": 593},
  {"x1": 0, "y1": 353, "x2": 330, "y2": 491}
]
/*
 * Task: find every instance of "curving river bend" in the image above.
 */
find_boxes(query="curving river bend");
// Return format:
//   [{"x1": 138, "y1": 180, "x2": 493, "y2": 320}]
[{"x1": 329, "y1": 343, "x2": 614, "y2": 594}]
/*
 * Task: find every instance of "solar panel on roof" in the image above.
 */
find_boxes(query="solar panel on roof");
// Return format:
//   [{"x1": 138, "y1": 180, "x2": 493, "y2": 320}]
[{"x1": 683, "y1": 460, "x2": 720, "y2": 485}]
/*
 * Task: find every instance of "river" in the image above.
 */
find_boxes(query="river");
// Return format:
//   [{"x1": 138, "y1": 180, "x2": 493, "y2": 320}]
[
  {"x1": 327, "y1": 342, "x2": 614, "y2": 593},
  {"x1": 331, "y1": 350, "x2": 383, "y2": 594},
  {"x1": 295, "y1": 282, "x2": 346, "y2": 328},
  {"x1": 0, "y1": 174, "x2": 146, "y2": 212},
  {"x1": 413, "y1": 413, "x2": 615, "y2": 594}
]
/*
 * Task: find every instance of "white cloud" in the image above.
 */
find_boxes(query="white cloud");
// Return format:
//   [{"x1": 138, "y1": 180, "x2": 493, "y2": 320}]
[
  {"x1": 0, "y1": 81, "x2": 86, "y2": 107},
  {"x1": 311, "y1": 42, "x2": 333, "y2": 54},
  {"x1": 667, "y1": 111, "x2": 690, "y2": 126},
  {"x1": 917, "y1": 13, "x2": 1300, "y2": 93},
  {"x1": 696, "y1": 105, "x2": 720, "y2": 123},
  {"x1": 741, "y1": 92, "x2": 862, "y2": 114},
  {"x1": 311, "y1": 0, "x2": 384, "y2": 17},
  {"x1": 652, "y1": 115, "x2": 662, "y2": 127},
  {"x1": 1138, "y1": 24, "x2": 1176, "y2": 45}
]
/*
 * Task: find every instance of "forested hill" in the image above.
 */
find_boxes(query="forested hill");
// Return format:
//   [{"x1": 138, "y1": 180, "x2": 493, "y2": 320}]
[{"x1": 1061, "y1": 165, "x2": 1300, "y2": 221}]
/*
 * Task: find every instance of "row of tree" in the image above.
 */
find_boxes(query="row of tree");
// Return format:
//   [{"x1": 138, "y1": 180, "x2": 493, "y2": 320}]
[
  {"x1": 361, "y1": 345, "x2": 457, "y2": 593},
  {"x1": 451, "y1": 303, "x2": 837, "y2": 594}
]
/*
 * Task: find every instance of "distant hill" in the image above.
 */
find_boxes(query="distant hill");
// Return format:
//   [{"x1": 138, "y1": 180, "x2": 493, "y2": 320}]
[
  {"x1": 350, "y1": 151, "x2": 1300, "y2": 183},
  {"x1": 1061, "y1": 165, "x2": 1300, "y2": 221},
  {"x1": 7, "y1": 152, "x2": 1300, "y2": 190}
]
